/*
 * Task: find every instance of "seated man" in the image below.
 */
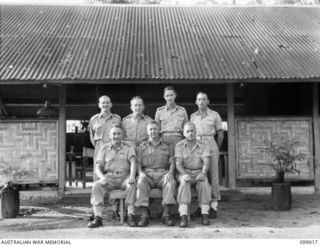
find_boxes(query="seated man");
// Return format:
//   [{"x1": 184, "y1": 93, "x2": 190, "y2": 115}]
[
  {"x1": 135, "y1": 121, "x2": 177, "y2": 227},
  {"x1": 88, "y1": 124, "x2": 137, "y2": 228},
  {"x1": 175, "y1": 122, "x2": 212, "y2": 228}
]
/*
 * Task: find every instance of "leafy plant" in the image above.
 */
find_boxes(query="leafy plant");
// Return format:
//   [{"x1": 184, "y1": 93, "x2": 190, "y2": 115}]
[
  {"x1": 0, "y1": 154, "x2": 36, "y2": 186},
  {"x1": 263, "y1": 138, "x2": 306, "y2": 183}
]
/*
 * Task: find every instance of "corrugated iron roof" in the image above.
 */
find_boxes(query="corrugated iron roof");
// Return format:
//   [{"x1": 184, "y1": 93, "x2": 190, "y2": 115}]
[{"x1": 0, "y1": 5, "x2": 320, "y2": 82}]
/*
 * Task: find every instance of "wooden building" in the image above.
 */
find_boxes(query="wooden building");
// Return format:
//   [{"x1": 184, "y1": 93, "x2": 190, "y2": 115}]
[{"x1": 0, "y1": 4, "x2": 320, "y2": 194}]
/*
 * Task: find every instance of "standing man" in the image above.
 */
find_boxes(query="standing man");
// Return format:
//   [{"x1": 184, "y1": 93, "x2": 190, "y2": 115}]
[
  {"x1": 89, "y1": 95, "x2": 121, "y2": 168},
  {"x1": 88, "y1": 125, "x2": 137, "y2": 228},
  {"x1": 155, "y1": 86, "x2": 188, "y2": 154},
  {"x1": 190, "y1": 92, "x2": 224, "y2": 218},
  {"x1": 135, "y1": 121, "x2": 176, "y2": 227},
  {"x1": 175, "y1": 122, "x2": 212, "y2": 227},
  {"x1": 122, "y1": 96, "x2": 153, "y2": 147},
  {"x1": 88, "y1": 95, "x2": 121, "y2": 221}
]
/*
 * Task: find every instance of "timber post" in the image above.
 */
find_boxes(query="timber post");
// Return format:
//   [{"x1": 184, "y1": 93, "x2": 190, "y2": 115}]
[
  {"x1": 313, "y1": 83, "x2": 320, "y2": 194},
  {"x1": 58, "y1": 85, "x2": 66, "y2": 194},
  {"x1": 227, "y1": 83, "x2": 236, "y2": 189}
]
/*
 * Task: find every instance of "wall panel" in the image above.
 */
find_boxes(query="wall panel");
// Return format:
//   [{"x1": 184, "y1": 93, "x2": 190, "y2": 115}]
[
  {"x1": 0, "y1": 120, "x2": 58, "y2": 185},
  {"x1": 235, "y1": 117, "x2": 314, "y2": 180}
]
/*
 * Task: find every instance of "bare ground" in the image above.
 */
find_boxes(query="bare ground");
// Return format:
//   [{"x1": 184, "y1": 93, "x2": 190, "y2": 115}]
[{"x1": 0, "y1": 195, "x2": 320, "y2": 239}]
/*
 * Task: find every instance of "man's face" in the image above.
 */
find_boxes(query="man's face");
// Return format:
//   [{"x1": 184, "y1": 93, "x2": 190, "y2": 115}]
[
  {"x1": 109, "y1": 127, "x2": 123, "y2": 144},
  {"x1": 147, "y1": 123, "x2": 160, "y2": 140},
  {"x1": 183, "y1": 124, "x2": 196, "y2": 141},
  {"x1": 99, "y1": 96, "x2": 112, "y2": 112},
  {"x1": 196, "y1": 93, "x2": 209, "y2": 110},
  {"x1": 163, "y1": 90, "x2": 176, "y2": 104},
  {"x1": 130, "y1": 98, "x2": 144, "y2": 115}
]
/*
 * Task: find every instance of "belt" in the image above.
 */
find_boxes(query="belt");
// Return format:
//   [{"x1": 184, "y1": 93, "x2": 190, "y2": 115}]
[
  {"x1": 125, "y1": 140, "x2": 145, "y2": 147},
  {"x1": 104, "y1": 171, "x2": 127, "y2": 175},
  {"x1": 161, "y1": 132, "x2": 182, "y2": 137},
  {"x1": 197, "y1": 135, "x2": 214, "y2": 140},
  {"x1": 185, "y1": 168, "x2": 202, "y2": 172},
  {"x1": 144, "y1": 168, "x2": 167, "y2": 172}
]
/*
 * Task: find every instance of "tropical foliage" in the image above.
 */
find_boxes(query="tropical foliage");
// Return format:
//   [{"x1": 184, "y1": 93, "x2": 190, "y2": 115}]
[{"x1": 263, "y1": 138, "x2": 306, "y2": 183}]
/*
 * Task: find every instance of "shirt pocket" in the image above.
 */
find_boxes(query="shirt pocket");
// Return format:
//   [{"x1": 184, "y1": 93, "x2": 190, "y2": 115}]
[
  {"x1": 141, "y1": 151, "x2": 151, "y2": 166},
  {"x1": 159, "y1": 148, "x2": 170, "y2": 164},
  {"x1": 195, "y1": 150, "x2": 203, "y2": 158},
  {"x1": 205, "y1": 118, "x2": 215, "y2": 127},
  {"x1": 160, "y1": 115, "x2": 170, "y2": 129},
  {"x1": 174, "y1": 114, "x2": 185, "y2": 128},
  {"x1": 111, "y1": 118, "x2": 120, "y2": 125},
  {"x1": 93, "y1": 123, "x2": 103, "y2": 138},
  {"x1": 118, "y1": 150, "x2": 128, "y2": 161},
  {"x1": 104, "y1": 155, "x2": 115, "y2": 170},
  {"x1": 125, "y1": 123, "x2": 136, "y2": 139}
]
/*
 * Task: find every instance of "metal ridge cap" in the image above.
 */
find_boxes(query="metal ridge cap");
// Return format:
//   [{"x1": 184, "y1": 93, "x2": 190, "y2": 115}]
[{"x1": 1, "y1": 3, "x2": 319, "y2": 8}]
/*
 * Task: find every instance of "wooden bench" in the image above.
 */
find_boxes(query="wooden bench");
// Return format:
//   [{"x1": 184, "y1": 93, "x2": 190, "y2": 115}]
[{"x1": 110, "y1": 188, "x2": 197, "y2": 224}]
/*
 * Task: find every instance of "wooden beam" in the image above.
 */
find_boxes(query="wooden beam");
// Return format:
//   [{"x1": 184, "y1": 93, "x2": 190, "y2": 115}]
[
  {"x1": 313, "y1": 83, "x2": 320, "y2": 194},
  {"x1": 227, "y1": 83, "x2": 236, "y2": 189},
  {"x1": 58, "y1": 85, "x2": 66, "y2": 194},
  {"x1": 0, "y1": 98, "x2": 8, "y2": 116}
]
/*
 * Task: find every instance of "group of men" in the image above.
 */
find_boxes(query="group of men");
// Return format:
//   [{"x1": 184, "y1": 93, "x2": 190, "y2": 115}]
[{"x1": 87, "y1": 86, "x2": 224, "y2": 228}]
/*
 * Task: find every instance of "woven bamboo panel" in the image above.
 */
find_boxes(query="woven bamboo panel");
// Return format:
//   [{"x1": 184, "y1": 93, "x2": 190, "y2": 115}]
[
  {"x1": 0, "y1": 120, "x2": 58, "y2": 185},
  {"x1": 235, "y1": 117, "x2": 314, "y2": 180}
]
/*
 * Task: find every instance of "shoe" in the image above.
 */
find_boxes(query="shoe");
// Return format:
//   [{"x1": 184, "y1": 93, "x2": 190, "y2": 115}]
[
  {"x1": 202, "y1": 214, "x2": 210, "y2": 225},
  {"x1": 179, "y1": 215, "x2": 188, "y2": 228},
  {"x1": 127, "y1": 214, "x2": 137, "y2": 227},
  {"x1": 137, "y1": 217, "x2": 149, "y2": 227},
  {"x1": 162, "y1": 216, "x2": 174, "y2": 226},
  {"x1": 87, "y1": 216, "x2": 103, "y2": 228},
  {"x1": 87, "y1": 213, "x2": 94, "y2": 221},
  {"x1": 209, "y1": 208, "x2": 218, "y2": 219}
]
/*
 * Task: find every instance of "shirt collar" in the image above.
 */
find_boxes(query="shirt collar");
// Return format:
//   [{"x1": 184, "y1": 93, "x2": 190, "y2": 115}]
[
  {"x1": 147, "y1": 138, "x2": 162, "y2": 147},
  {"x1": 196, "y1": 108, "x2": 210, "y2": 116},
  {"x1": 165, "y1": 104, "x2": 177, "y2": 111},
  {"x1": 182, "y1": 139, "x2": 200, "y2": 150},
  {"x1": 108, "y1": 141, "x2": 123, "y2": 150},
  {"x1": 129, "y1": 113, "x2": 146, "y2": 119},
  {"x1": 98, "y1": 112, "x2": 113, "y2": 119}
]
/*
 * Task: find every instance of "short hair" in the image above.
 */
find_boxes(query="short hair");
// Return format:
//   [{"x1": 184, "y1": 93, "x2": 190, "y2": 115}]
[
  {"x1": 130, "y1": 96, "x2": 144, "y2": 105},
  {"x1": 147, "y1": 120, "x2": 160, "y2": 128},
  {"x1": 196, "y1": 91, "x2": 208, "y2": 99},
  {"x1": 110, "y1": 124, "x2": 122, "y2": 131},
  {"x1": 183, "y1": 122, "x2": 196, "y2": 131},
  {"x1": 99, "y1": 95, "x2": 111, "y2": 102},
  {"x1": 163, "y1": 86, "x2": 176, "y2": 94}
]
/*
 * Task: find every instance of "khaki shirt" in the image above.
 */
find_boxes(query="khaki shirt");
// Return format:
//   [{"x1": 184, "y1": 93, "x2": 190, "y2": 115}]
[
  {"x1": 190, "y1": 108, "x2": 223, "y2": 137},
  {"x1": 96, "y1": 141, "x2": 136, "y2": 173},
  {"x1": 121, "y1": 114, "x2": 153, "y2": 145},
  {"x1": 155, "y1": 105, "x2": 188, "y2": 135},
  {"x1": 174, "y1": 139, "x2": 211, "y2": 170},
  {"x1": 137, "y1": 139, "x2": 173, "y2": 170},
  {"x1": 89, "y1": 113, "x2": 121, "y2": 143}
]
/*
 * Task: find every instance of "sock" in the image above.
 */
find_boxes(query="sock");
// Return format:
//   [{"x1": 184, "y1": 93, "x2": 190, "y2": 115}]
[
  {"x1": 162, "y1": 205, "x2": 170, "y2": 217},
  {"x1": 93, "y1": 205, "x2": 102, "y2": 217},
  {"x1": 210, "y1": 201, "x2": 218, "y2": 210},
  {"x1": 201, "y1": 204, "x2": 210, "y2": 215},
  {"x1": 127, "y1": 205, "x2": 135, "y2": 215},
  {"x1": 178, "y1": 204, "x2": 188, "y2": 216}
]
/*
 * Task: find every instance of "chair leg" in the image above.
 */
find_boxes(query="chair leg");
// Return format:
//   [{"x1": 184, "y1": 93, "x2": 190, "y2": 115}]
[
  {"x1": 75, "y1": 171, "x2": 79, "y2": 187},
  {"x1": 119, "y1": 198, "x2": 124, "y2": 224},
  {"x1": 82, "y1": 169, "x2": 86, "y2": 189}
]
